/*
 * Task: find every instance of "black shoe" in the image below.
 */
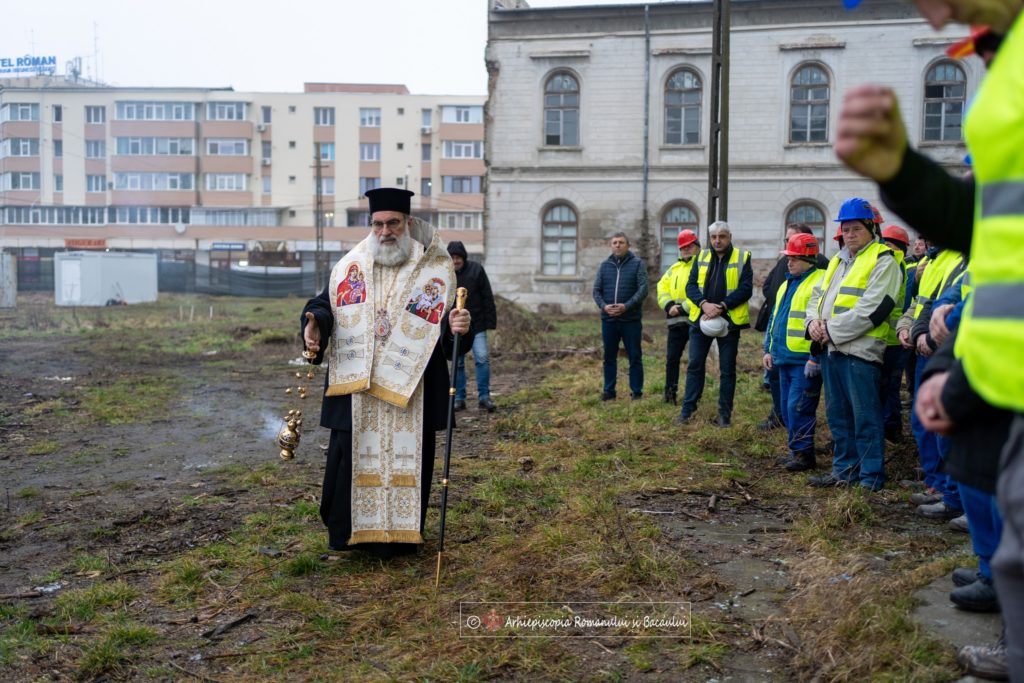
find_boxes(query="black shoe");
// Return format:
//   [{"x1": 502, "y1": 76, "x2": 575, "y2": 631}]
[
  {"x1": 631, "y1": 393, "x2": 643, "y2": 401},
  {"x1": 957, "y1": 635, "x2": 1008, "y2": 680},
  {"x1": 675, "y1": 413, "x2": 694, "y2": 426},
  {"x1": 951, "y1": 578, "x2": 1000, "y2": 612},
  {"x1": 808, "y1": 473, "x2": 849, "y2": 488},
  {"x1": 952, "y1": 567, "x2": 982, "y2": 587},
  {"x1": 663, "y1": 386, "x2": 677, "y2": 405},
  {"x1": 785, "y1": 449, "x2": 816, "y2": 472},
  {"x1": 757, "y1": 413, "x2": 783, "y2": 431},
  {"x1": 601, "y1": 392, "x2": 616, "y2": 401},
  {"x1": 713, "y1": 414, "x2": 731, "y2": 428},
  {"x1": 479, "y1": 397, "x2": 496, "y2": 413},
  {"x1": 453, "y1": 399, "x2": 467, "y2": 411}
]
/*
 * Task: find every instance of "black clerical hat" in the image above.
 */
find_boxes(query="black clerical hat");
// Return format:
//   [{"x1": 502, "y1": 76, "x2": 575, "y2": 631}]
[{"x1": 366, "y1": 188, "x2": 414, "y2": 215}]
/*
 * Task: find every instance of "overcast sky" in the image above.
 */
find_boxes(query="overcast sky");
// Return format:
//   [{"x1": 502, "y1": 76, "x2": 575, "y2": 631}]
[{"x1": 0, "y1": 0, "x2": 659, "y2": 95}]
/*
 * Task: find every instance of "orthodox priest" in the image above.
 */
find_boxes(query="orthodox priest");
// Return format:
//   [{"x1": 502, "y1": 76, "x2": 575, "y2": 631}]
[{"x1": 300, "y1": 187, "x2": 472, "y2": 559}]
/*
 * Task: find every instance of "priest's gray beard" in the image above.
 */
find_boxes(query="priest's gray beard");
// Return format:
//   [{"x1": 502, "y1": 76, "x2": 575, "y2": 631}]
[{"x1": 372, "y1": 228, "x2": 413, "y2": 267}]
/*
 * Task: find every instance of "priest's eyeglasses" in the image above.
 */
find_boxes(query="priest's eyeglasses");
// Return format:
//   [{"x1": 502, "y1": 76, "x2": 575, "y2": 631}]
[{"x1": 371, "y1": 218, "x2": 405, "y2": 231}]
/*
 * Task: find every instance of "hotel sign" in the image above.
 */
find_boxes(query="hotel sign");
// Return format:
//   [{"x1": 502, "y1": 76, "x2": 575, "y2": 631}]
[{"x1": 0, "y1": 55, "x2": 58, "y2": 76}]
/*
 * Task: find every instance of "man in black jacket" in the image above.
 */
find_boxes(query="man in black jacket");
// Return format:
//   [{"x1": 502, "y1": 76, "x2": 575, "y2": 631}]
[{"x1": 447, "y1": 241, "x2": 498, "y2": 412}]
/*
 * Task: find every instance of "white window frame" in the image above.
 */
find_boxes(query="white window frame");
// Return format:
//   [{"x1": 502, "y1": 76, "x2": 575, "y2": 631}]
[
  {"x1": 85, "y1": 140, "x2": 106, "y2": 159},
  {"x1": 317, "y1": 142, "x2": 335, "y2": 161},
  {"x1": 359, "y1": 143, "x2": 380, "y2": 161},
  {"x1": 322, "y1": 177, "x2": 335, "y2": 195},
  {"x1": 442, "y1": 140, "x2": 482, "y2": 159},
  {"x1": 314, "y1": 107, "x2": 336, "y2": 126},
  {"x1": 85, "y1": 105, "x2": 106, "y2": 123},
  {"x1": 541, "y1": 204, "x2": 578, "y2": 276},
  {"x1": 359, "y1": 108, "x2": 381, "y2": 127},
  {"x1": 208, "y1": 102, "x2": 247, "y2": 121},
  {"x1": 86, "y1": 174, "x2": 107, "y2": 192},
  {"x1": 206, "y1": 138, "x2": 249, "y2": 156},
  {"x1": 205, "y1": 173, "x2": 247, "y2": 191}
]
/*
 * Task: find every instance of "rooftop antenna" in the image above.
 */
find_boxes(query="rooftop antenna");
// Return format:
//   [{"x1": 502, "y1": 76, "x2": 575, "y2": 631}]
[{"x1": 93, "y1": 22, "x2": 100, "y2": 83}]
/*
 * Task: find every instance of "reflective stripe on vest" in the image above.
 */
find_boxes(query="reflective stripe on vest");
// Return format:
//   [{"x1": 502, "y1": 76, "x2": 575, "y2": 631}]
[
  {"x1": 886, "y1": 251, "x2": 907, "y2": 346},
  {"x1": 817, "y1": 241, "x2": 893, "y2": 341},
  {"x1": 913, "y1": 249, "x2": 965, "y2": 320},
  {"x1": 769, "y1": 268, "x2": 825, "y2": 354},
  {"x1": 956, "y1": 13, "x2": 1024, "y2": 411},
  {"x1": 688, "y1": 247, "x2": 751, "y2": 325}
]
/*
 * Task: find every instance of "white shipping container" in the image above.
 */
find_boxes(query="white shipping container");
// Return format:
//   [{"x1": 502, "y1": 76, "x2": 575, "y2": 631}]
[{"x1": 54, "y1": 252, "x2": 158, "y2": 306}]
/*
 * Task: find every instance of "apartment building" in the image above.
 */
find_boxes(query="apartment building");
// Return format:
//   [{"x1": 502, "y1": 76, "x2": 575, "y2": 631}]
[
  {"x1": 0, "y1": 76, "x2": 485, "y2": 290},
  {"x1": 485, "y1": 0, "x2": 976, "y2": 311}
]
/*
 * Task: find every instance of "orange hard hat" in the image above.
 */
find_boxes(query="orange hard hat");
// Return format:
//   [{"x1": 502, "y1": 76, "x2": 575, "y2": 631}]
[
  {"x1": 947, "y1": 26, "x2": 993, "y2": 58},
  {"x1": 833, "y1": 225, "x2": 844, "y2": 241},
  {"x1": 677, "y1": 229, "x2": 699, "y2": 249},
  {"x1": 782, "y1": 232, "x2": 820, "y2": 258},
  {"x1": 882, "y1": 225, "x2": 911, "y2": 246},
  {"x1": 871, "y1": 205, "x2": 884, "y2": 225}
]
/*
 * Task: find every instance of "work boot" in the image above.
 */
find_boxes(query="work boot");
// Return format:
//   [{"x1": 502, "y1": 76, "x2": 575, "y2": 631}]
[
  {"x1": 948, "y1": 514, "x2": 970, "y2": 533},
  {"x1": 675, "y1": 413, "x2": 694, "y2": 426},
  {"x1": 952, "y1": 567, "x2": 982, "y2": 587},
  {"x1": 453, "y1": 399, "x2": 467, "y2": 412},
  {"x1": 950, "y1": 577, "x2": 1001, "y2": 612},
  {"x1": 784, "y1": 449, "x2": 816, "y2": 472},
  {"x1": 757, "y1": 412, "x2": 783, "y2": 431},
  {"x1": 917, "y1": 501, "x2": 962, "y2": 520},
  {"x1": 807, "y1": 473, "x2": 849, "y2": 488},
  {"x1": 479, "y1": 397, "x2": 496, "y2": 413},
  {"x1": 909, "y1": 488, "x2": 942, "y2": 505},
  {"x1": 957, "y1": 634, "x2": 1008, "y2": 680},
  {"x1": 601, "y1": 392, "x2": 616, "y2": 401},
  {"x1": 713, "y1": 414, "x2": 731, "y2": 428},
  {"x1": 663, "y1": 385, "x2": 677, "y2": 405}
]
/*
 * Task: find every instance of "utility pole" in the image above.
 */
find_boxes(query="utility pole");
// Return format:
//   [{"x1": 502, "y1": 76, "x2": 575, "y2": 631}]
[
  {"x1": 313, "y1": 147, "x2": 325, "y2": 291},
  {"x1": 707, "y1": 0, "x2": 731, "y2": 233}
]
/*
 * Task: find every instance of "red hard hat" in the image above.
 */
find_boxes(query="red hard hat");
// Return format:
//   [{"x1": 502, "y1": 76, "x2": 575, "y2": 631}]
[
  {"x1": 833, "y1": 225, "x2": 844, "y2": 241},
  {"x1": 871, "y1": 205, "x2": 884, "y2": 225},
  {"x1": 882, "y1": 225, "x2": 910, "y2": 246},
  {"x1": 677, "y1": 229, "x2": 698, "y2": 249},
  {"x1": 782, "y1": 233, "x2": 820, "y2": 257}
]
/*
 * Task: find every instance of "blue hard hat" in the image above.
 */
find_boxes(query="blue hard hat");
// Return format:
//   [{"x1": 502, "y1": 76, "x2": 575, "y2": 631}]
[{"x1": 835, "y1": 197, "x2": 875, "y2": 222}]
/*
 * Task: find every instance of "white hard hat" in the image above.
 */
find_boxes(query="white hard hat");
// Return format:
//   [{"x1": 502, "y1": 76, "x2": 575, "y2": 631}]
[{"x1": 699, "y1": 316, "x2": 729, "y2": 338}]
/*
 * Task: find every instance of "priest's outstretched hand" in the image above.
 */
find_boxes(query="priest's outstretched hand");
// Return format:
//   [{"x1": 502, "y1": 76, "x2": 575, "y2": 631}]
[
  {"x1": 450, "y1": 309, "x2": 470, "y2": 336},
  {"x1": 303, "y1": 311, "x2": 321, "y2": 354}
]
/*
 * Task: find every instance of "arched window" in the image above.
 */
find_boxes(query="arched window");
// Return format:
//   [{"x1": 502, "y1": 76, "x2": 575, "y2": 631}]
[
  {"x1": 660, "y1": 203, "x2": 699, "y2": 272},
  {"x1": 544, "y1": 72, "x2": 579, "y2": 146},
  {"x1": 790, "y1": 64, "x2": 829, "y2": 143},
  {"x1": 924, "y1": 61, "x2": 966, "y2": 141},
  {"x1": 665, "y1": 69, "x2": 702, "y2": 145},
  {"x1": 785, "y1": 202, "x2": 827, "y2": 251},
  {"x1": 541, "y1": 203, "x2": 578, "y2": 275}
]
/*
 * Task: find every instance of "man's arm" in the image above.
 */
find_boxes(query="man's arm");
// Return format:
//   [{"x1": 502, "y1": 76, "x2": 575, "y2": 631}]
[
  {"x1": 300, "y1": 284, "x2": 334, "y2": 365},
  {"x1": 657, "y1": 268, "x2": 674, "y2": 311},
  {"x1": 593, "y1": 264, "x2": 608, "y2": 310},
  {"x1": 824, "y1": 254, "x2": 900, "y2": 346},
  {"x1": 623, "y1": 261, "x2": 649, "y2": 312},
  {"x1": 723, "y1": 253, "x2": 754, "y2": 309},
  {"x1": 879, "y1": 148, "x2": 975, "y2": 254},
  {"x1": 685, "y1": 258, "x2": 703, "y2": 306},
  {"x1": 479, "y1": 268, "x2": 497, "y2": 331}
]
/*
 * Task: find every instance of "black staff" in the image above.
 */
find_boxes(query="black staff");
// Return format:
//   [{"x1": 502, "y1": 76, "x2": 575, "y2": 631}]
[{"x1": 436, "y1": 286, "x2": 468, "y2": 588}]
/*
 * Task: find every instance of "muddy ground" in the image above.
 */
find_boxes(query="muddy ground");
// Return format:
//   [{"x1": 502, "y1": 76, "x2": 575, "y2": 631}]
[{"x1": 0, "y1": 297, "x2": 1001, "y2": 681}]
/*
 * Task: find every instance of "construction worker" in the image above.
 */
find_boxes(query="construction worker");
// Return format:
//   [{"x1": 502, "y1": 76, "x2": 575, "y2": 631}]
[
  {"x1": 880, "y1": 225, "x2": 913, "y2": 440},
  {"x1": 656, "y1": 229, "x2": 700, "y2": 405},
  {"x1": 763, "y1": 233, "x2": 826, "y2": 472},
  {"x1": 835, "y1": 0, "x2": 1022, "y2": 674},
  {"x1": 804, "y1": 198, "x2": 902, "y2": 491},
  {"x1": 897, "y1": 245, "x2": 966, "y2": 518},
  {"x1": 679, "y1": 221, "x2": 753, "y2": 428}
]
